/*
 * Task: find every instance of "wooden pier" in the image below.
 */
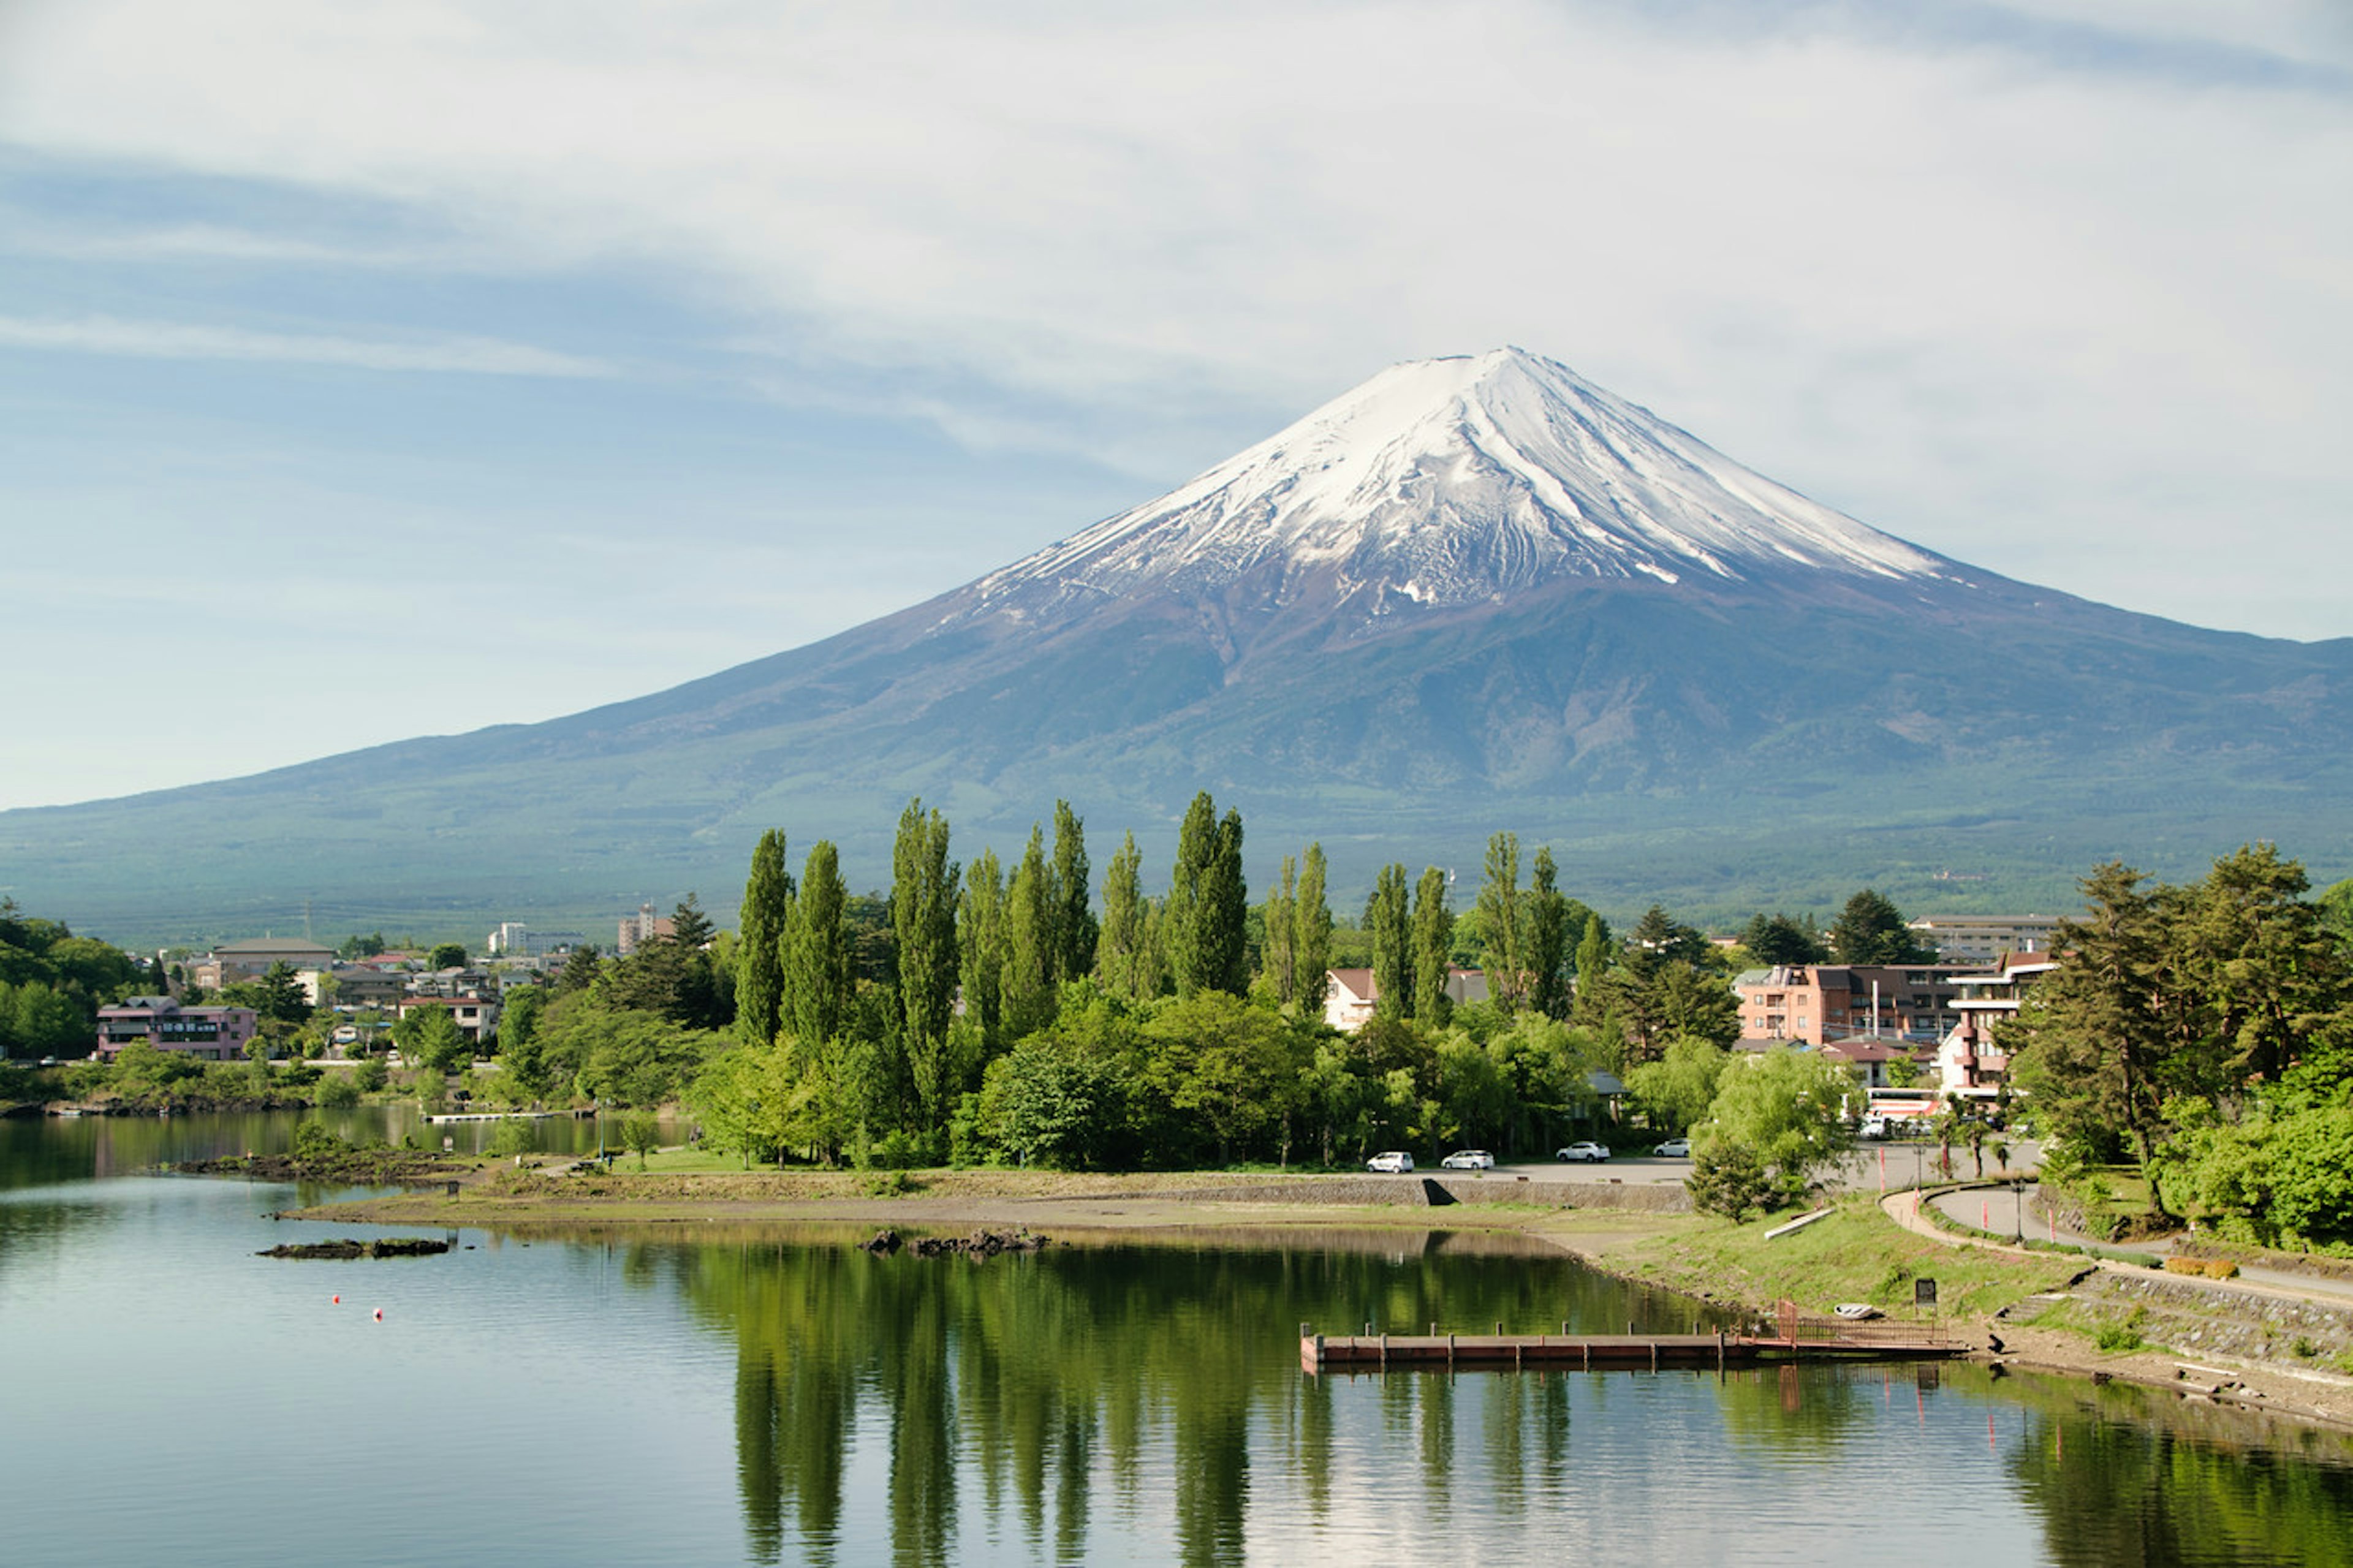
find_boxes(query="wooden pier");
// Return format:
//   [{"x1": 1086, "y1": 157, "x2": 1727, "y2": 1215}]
[{"x1": 1301, "y1": 1302, "x2": 1965, "y2": 1375}]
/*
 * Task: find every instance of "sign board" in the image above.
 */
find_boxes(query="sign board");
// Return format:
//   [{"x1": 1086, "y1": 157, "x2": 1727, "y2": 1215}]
[{"x1": 1914, "y1": 1278, "x2": 1938, "y2": 1308}]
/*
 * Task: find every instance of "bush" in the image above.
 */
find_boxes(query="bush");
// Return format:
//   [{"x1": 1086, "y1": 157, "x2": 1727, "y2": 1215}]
[
  {"x1": 1685, "y1": 1144, "x2": 1774, "y2": 1221},
  {"x1": 291, "y1": 1121, "x2": 349, "y2": 1165},
  {"x1": 315, "y1": 1075, "x2": 362, "y2": 1109},
  {"x1": 488, "y1": 1119, "x2": 532, "y2": 1159},
  {"x1": 2163, "y1": 1257, "x2": 2239, "y2": 1280},
  {"x1": 352, "y1": 1056, "x2": 390, "y2": 1093},
  {"x1": 2095, "y1": 1323, "x2": 2145, "y2": 1354}
]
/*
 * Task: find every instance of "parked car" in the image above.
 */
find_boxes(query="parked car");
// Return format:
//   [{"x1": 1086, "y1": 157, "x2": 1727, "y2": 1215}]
[
  {"x1": 1555, "y1": 1142, "x2": 1611, "y2": 1162},
  {"x1": 1366, "y1": 1151, "x2": 1415, "y2": 1173},
  {"x1": 1653, "y1": 1137, "x2": 1691, "y2": 1157},
  {"x1": 1439, "y1": 1149, "x2": 1495, "y2": 1170},
  {"x1": 1858, "y1": 1115, "x2": 1892, "y2": 1140}
]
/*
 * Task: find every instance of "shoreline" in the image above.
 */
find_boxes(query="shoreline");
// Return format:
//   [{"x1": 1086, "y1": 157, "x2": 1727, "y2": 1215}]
[{"x1": 282, "y1": 1161, "x2": 2353, "y2": 1433}]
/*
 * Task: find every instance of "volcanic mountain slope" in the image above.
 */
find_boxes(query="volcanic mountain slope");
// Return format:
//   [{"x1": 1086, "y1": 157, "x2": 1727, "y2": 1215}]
[{"x1": 10, "y1": 347, "x2": 2352, "y2": 941}]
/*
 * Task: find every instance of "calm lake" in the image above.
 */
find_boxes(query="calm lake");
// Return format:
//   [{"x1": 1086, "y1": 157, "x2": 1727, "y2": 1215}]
[{"x1": 2, "y1": 1113, "x2": 2349, "y2": 1567}]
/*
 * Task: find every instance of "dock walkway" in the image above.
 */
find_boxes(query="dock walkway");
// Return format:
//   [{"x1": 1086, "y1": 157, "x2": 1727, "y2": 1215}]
[{"x1": 1302, "y1": 1302, "x2": 1965, "y2": 1374}]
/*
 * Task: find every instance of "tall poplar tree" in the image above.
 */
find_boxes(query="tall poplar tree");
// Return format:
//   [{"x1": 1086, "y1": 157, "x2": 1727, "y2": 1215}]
[
  {"x1": 1050, "y1": 800, "x2": 1097, "y2": 982},
  {"x1": 782, "y1": 841, "x2": 852, "y2": 1048},
  {"x1": 958, "y1": 849, "x2": 1009, "y2": 1043},
  {"x1": 1094, "y1": 831, "x2": 1150, "y2": 1001},
  {"x1": 890, "y1": 798, "x2": 960, "y2": 1127},
  {"x1": 1294, "y1": 843, "x2": 1334, "y2": 1017},
  {"x1": 1476, "y1": 831, "x2": 1525, "y2": 1011},
  {"x1": 736, "y1": 828, "x2": 793, "y2": 1045},
  {"x1": 1369, "y1": 863, "x2": 1412, "y2": 1020},
  {"x1": 1412, "y1": 866, "x2": 1455, "y2": 1024},
  {"x1": 1525, "y1": 846, "x2": 1572, "y2": 1020},
  {"x1": 1572, "y1": 912, "x2": 1612, "y2": 1021},
  {"x1": 1165, "y1": 792, "x2": 1217, "y2": 995},
  {"x1": 1167, "y1": 792, "x2": 1248, "y2": 997},
  {"x1": 1264, "y1": 855, "x2": 1299, "y2": 1004},
  {"x1": 1004, "y1": 825, "x2": 1058, "y2": 1037},
  {"x1": 1200, "y1": 806, "x2": 1249, "y2": 996}
]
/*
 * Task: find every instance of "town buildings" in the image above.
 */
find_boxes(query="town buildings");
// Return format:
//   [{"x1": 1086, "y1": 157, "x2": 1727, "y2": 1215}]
[
  {"x1": 95, "y1": 996, "x2": 259, "y2": 1061},
  {"x1": 1905, "y1": 914, "x2": 2062, "y2": 966}
]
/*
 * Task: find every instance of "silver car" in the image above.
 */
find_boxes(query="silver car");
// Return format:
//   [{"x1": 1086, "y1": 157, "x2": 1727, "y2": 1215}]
[
  {"x1": 1440, "y1": 1149, "x2": 1495, "y2": 1170},
  {"x1": 1366, "y1": 1151, "x2": 1416, "y2": 1173}
]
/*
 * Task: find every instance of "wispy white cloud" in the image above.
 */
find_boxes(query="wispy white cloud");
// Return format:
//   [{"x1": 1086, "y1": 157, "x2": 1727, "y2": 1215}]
[
  {"x1": 0, "y1": 313, "x2": 615, "y2": 377},
  {"x1": 0, "y1": 0, "x2": 2346, "y2": 640}
]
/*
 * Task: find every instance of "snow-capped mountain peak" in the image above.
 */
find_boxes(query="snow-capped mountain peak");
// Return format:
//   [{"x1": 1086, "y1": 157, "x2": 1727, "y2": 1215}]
[{"x1": 966, "y1": 347, "x2": 1950, "y2": 625}]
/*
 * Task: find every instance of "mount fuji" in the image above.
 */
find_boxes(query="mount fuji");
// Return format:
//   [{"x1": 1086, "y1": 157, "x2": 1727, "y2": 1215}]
[{"x1": 11, "y1": 347, "x2": 2352, "y2": 941}]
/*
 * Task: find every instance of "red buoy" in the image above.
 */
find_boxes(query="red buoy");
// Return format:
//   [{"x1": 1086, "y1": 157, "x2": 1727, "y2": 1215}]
[
  {"x1": 373, "y1": 1308, "x2": 384, "y2": 1321},
  {"x1": 332, "y1": 1295, "x2": 341, "y2": 1305}
]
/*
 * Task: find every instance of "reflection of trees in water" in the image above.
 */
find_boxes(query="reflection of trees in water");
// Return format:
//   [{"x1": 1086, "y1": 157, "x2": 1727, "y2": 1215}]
[
  {"x1": 1712, "y1": 1363, "x2": 1872, "y2": 1455},
  {"x1": 2000, "y1": 1374, "x2": 2353, "y2": 1568},
  {"x1": 672, "y1": 1232, "x2": 1628, "y2": 1566}
]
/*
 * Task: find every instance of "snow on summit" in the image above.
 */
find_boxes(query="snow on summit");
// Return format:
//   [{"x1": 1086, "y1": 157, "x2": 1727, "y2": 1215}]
[{"x1": 970, "y1": 347, "x2": 1949, "y2": 623}]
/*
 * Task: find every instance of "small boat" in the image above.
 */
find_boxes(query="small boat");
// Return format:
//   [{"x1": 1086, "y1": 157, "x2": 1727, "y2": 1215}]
[{"x1": 1833, "y1": 1303, "x2": 1883, "y2": 1320}]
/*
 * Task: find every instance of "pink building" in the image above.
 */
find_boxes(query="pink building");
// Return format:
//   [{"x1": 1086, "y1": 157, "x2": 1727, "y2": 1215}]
[{"x1": 96, "y1": 996, "x2": 260, "y2": 1061}]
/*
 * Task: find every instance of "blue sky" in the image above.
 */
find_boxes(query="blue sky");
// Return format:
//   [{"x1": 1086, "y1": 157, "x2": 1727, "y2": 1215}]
[{"x1": 2, "y1": 0, "x2": 2348, "y2": 809}]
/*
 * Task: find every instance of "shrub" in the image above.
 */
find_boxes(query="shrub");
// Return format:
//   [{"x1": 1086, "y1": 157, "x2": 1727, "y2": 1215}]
[
  {"x1": 2095, "y1": 1323, "x2": 2145, "y2": 1354},
  {"x1": 1685, "y1": 1143, "x2": 1774, "y2": 1220},
  {"x1": 488, "y1": 1120, "x2": 532, "y2": 1159},
  {"x1": 291, "y1": 1121, "x2": 349, "y2": 1165},
  {"x1": 314, "y1": 1075, "x2": 362, "y2": 1109}
]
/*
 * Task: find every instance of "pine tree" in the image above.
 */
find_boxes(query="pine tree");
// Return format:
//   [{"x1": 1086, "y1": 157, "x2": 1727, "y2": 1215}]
[
  {"x1": 1412, "y1": 866, "x2": 1455, "y2": 1024},
  {"x1": 1475, "y1": 831, "x2": 1524, "y2": 1011},
  {"x1": 783, "y1": 841, "x2": 852, "y2": 1048},
  {"x1": 1294, "y1": 843, "x2": 1334, "y2": 1017},
  {"x1": 1050, "y1": 800, "x2": 1097, "y2": 982},
  {"x1": 1830, "y1": 889, "x2": 1930, "y2": 965},
  {"x1": 736, "y1": 828, "x2": 793, "y2": 1045},
  {"x1": 1369, "y1": 864, "x2": 1412, "y2": 1020}
]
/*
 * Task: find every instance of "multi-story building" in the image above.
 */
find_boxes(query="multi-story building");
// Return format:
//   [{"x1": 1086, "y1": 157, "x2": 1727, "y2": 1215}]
[
  {"x1": 96, "y1": 997, "x2": 260, "y2": 1061},
  {"x1": 485, "y1": 922, "x2": 589, "y2": 957},
  {"x1": 395, "y1": 993, "x2": 502, "y2": 1046},
  {"x1": 1735, "y1": 963, "x2": 1976, "y2": 1047},
  {"x1": 186, "y1": 937, "x2": 338, "y2": 990},
  {"x1": 616, "y1": 905, "x2": 673, "y2": 956},
  {"x1": 1905, "y1": 915, "x2": 2063, "y2": 966},
  {"x1": 1933, "y1": 950, "x2": 2059, "y2": 1099}
]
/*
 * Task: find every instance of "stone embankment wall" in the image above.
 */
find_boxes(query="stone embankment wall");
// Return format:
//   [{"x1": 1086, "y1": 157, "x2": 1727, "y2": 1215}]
[{"x1": 2078, "y1": 1271, "x2": 2353, "y2": 1370}]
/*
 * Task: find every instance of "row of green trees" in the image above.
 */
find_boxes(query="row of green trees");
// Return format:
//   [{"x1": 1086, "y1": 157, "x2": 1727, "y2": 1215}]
[
  {"x1": 479, "y1": 796, "x2": 1994, "y2": 1178},
  {"x1": 2003, "y1": 845, "x2": 2353, "y2": 1249}
]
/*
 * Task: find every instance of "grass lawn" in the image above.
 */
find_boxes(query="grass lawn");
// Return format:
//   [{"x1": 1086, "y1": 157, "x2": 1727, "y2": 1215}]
[{"x1": 1602, "y1": 1195, "x2": 2083, "y2": 1321}]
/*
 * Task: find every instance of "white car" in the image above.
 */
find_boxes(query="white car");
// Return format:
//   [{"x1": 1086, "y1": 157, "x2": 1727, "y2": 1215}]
[
  {"x1": 1366, "y1": 1151, "x2": 1416, "y2": 1173},
  {"x1": 1555, "y1": 1142, "x2": 1611, "y2": 1163},
  {"x1": 1653, "y1": 1138, "x2": 1692, "y2": 1158},
  {"x1": 1439, "y1": 1149, "x2": 1495, "y2": 1170}
]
